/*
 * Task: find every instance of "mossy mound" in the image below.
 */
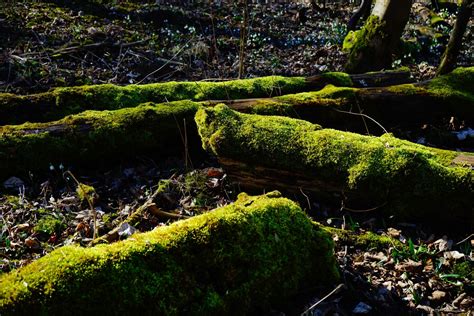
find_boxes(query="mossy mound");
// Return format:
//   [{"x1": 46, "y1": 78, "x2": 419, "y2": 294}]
[
  {"x1": 196, "y1": 105, "x2": 474, "y2": 225},
  {"x1": 0, "y1": 101, "x2": 201, "y2": 179},
  {"x1": 0, "y1": 192, "x2": 339, "y2": 315}
]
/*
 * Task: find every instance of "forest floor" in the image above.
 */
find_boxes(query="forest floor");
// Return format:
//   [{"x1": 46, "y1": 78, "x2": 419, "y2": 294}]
[{"x1": 0, "y1": 1, "x2": 473, "y2": 315}]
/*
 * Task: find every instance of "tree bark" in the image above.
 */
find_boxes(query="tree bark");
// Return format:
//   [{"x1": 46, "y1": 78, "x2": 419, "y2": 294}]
[
  {"x1": 347, "y1": 0, "x2": 372, "y2": 31},
  {"x1": 345, "y1": 0, "x2": 413, "y2": 73},
  {"x1": 437, "y1": 0, "x2": 473, "y2": 76}
]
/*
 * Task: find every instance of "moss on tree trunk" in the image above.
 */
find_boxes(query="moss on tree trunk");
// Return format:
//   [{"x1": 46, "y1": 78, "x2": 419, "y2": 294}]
[
  {"x1": 0, "y1": 68, "x2": 472, "y2": 181},
  {"x1": 344, "y1": 0, "x2": 413, "y2": 73},
  {"x1": 207, "y1": 67, "x2": 474, "y2": 129},
  {"x1": 0, "y1": 192, "x2": 339, "y2": 315},
  {"x1": 195, "y1": 105, "x2": 473, "y2": 226}
]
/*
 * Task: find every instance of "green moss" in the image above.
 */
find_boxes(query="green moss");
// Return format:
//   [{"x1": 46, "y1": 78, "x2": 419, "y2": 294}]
[
  {"x1": 33, "y1": 216, "x2": 65, "y2": 236},
  {"x1": 195, "y1": 105, "x2": 473, "y2": 224},
  {"x1": 0, "y1": 76, "x2": 307, "y2": 125},
  {"x1": 427, "y1": 67, "x2": 474, "y2": 102},
  {"x1": 345, "y1": 15, "x2": 387, "y2": 73},
  {"x1": 244, "y1": 85, "x2": 353, "y2": 117},
  {"x1": 320, "y1": 225, "x2": 404, "y2": 250},
  {"x1": 320, "y1": 72, "x2": 354, "y2": 87},
  {"x1": 387, "y1": 84, "x2": 425, "y2": 95},
  {"x1": 0, "y1": 101, "x2": 202, "y2": 179},
  {"x1": 0, "y1": 192, "x2": 338, "y2": 315},
  {"x1": 452, "y1": 261, "x2": 474, "y2": 281},
  {"x1": 342, "y1": 30, "x2": 360, "y2": 53}
]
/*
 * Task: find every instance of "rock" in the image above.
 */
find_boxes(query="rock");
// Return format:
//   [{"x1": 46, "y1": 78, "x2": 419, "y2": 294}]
[
  {"x1": 352, "y1": 302, "x2": 372, "y2": 314},
  {"x1": 117, "y1": 222, "x2": 137, "y2": 238},
  {"x1": 3, "y1": 176, "x2": 24, "y2": 190}
]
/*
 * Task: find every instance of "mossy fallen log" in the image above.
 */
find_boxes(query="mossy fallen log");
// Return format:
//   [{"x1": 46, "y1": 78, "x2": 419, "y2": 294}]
[
  {"x1": 195, "y1": 105, "x2": 474, "y2": 226},
  {"x1": 0, "y1": 76, "x2": 305, "y2": 125},
  {"x1": 0, "y1": 69, "x2": 471, "y2": 180},
  {"x1": 206, "y1": 67, "x2": 474, "y2": 129},
  {"x1": 0, "y1": 71, "x2": 411, "y2": 125},
  {"x1": 0, "y1": 192, "x2": 339, "y2": 315},
  {"x1": 0, "y1": 101, "x2": 201, "y2": 179}
]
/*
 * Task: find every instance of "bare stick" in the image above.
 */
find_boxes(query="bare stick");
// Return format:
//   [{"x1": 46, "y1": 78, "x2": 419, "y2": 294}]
[
  {"x1": 333, "y1": 108, "x2": 388, "y2": 134},
  {"x1": 300, "y1": 283, "x2": 345, "y2": 316}
]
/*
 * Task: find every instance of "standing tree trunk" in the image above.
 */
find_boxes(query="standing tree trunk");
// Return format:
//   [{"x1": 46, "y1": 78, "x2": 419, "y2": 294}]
[
  {"x1": 347, "y1": 0, "x2": 372, "y2": 32},
  {"x1": 345, "y1": 0, "x2": 413, "y2": 74},
  {"x1": 437, "y1": 0, "x2": 473, "y2": 76}
]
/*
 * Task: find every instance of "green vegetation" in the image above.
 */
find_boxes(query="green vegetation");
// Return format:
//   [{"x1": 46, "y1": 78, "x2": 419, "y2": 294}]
[
  {"x1": 0, "y1": 192, "x2": 339, "y2": 315},
  {"x1": 427, "y1": 66, "x2": 474, "y2": 102},
  {"x1": 320, "y1": 225, "x2": 403, "y2": 250},
  {"x1": 195, "y1": 105, "x2": 473, "y2": 224},
  {"x1": 33, "y1": 216, "x2": 65, "y2": 236}
]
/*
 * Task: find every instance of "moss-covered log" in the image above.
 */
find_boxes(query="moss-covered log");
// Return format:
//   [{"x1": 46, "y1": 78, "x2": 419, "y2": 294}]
[
  {"x1": 0, "y1": 101, "x2": 202, "y2": 179},
  {"x1": 0, "y1": 192, "x2": 339, "y2": 315},
  {"x1": 206, "y1": 67, "x2": 474, "y2": 129},
  {"x1": 0, "y1": 76, "x2": 304, "y2": 125},
  {"x1": 195, "y1": 105, "x2": 474, "y2": 226},
  {"x1": 0, "y1": 68, "x2": 471, "y2": 181},
  {"x1": 0, "y1": 71, "x2": 411, "y2": 125}
]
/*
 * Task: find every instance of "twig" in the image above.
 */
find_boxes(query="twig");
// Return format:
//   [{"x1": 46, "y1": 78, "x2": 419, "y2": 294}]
[
  {"x1": 456, "y1": 233, "x2": 474, "y2": 245},
  {"x1": 355, "y1": 97, "x2": 370, "y2": 135},
  {"x1": 300, "y1": 283, "x2": 345, "y2": 316},
  {"x1": 341, "y1": 203, "x2": 387, "y2": 213},
  {"x1": 333, "y1": 108, "x2": 388, "y2": 134},
  {"x1": 299, "y1": 187, "x2": 311, "y2": 211},
  {"x1": 147, "y1": 204, "x2": 190, "y2": 220},
  {"x1": 137, "y1": 37, "x2": 194, "y2": 84},
  {"x1": 90, "y1": 184, "x2": 164, "y2": 245},
  {"x1": 238, "y1": 0, "x2": 249, "y2": 79}
]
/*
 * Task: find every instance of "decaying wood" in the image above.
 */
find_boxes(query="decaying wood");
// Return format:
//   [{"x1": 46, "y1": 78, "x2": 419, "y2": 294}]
[
  {"x1": 195, "y1": 105, "x2": 474, "y2": 226},
  {"x1": 306, "y1": 70, "x2": 412, "y2": 89}
]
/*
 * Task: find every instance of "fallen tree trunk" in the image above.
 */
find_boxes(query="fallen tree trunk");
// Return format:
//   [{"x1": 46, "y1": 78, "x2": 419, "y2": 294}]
[
  {"x1": 0, "y1": 192, "x2": 339, "y2": 315},
  {"x1": 0, "y1": 69, "x2": 471, "y2": 181},
  {"x1": 0, "y1": 101, "x2": 202, "y2": 180},
  {"x1": 0, "y1": 71, "x2": 410, "y2": 125},
  {"x1": 195, "y1": 105, "x2": 474, "y2": 226},
  {"x1": 206, "y1": 67, "x2": 474, "y2": 129}
]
